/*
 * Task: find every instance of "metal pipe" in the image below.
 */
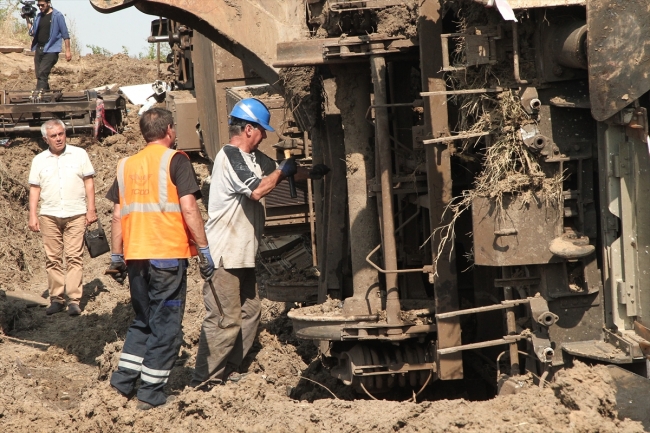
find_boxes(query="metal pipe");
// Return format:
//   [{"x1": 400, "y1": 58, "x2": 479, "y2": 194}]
[
  {"x1": 387, "y1": 62, "x2": 405, "y2": 265},
  {"x1": 512, "y1": 22, "x2": 528, "y2": 84},
  {"x1": 156, "y1": 16, "x2": 163, "y2": 79},
  {"x1": 147, "y1": 35, "x2": 179, "y2": 43},
  {"x1": 503, "y1": 267, "x2": 520, "y2": 375},
  {"x1": 438, "y1": 335, "x2": 525, "y2": 355},
  {"x1": 368, "y1": 102, "x2": 421, "y2": 109},
  {"x1": 180, "y1": 49, "x2": 188, "y2": 84},
  {"x1": 365, "y1": 206, "x2": 421, "y2": 274},
  {"x1": 504, "y1": 289, "x2": 520, "y2": 374},
  {"x1": 365, "y1": 244, "x2": 428, "y2": 274},
  {"x1": 420, "y1": 87, "x2": 505, "y2": 96},
  {"x1": 496, "y1": 350, "x2": 538, "y2": 379},
  {"x1": 553, "y1": 21, "x2": 587, "y2": 70},
  {"x1": 421, "y1": 131, "x2": 490, "y2": 144},
  {"x1": 305, "y1": 131, "x2": 318, "y2": 267},
  {"x1": 436, "y1": 298, "x2": 531, "y2": 319},
  {"x1": 370, "y1": 54, "x2": 400, "y2": 327}
]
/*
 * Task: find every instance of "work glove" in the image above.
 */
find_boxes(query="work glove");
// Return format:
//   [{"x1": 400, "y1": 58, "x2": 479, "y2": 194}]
[
  {"x1": 309, "y1": 164, "x2": 331, "y2": 180},
  {"x1": 105, "y1": 253, "x2": 128, "y2": 285},
  {"x1": 197, "y1": 246, "x2": 215, "y2": 280},
  {"x1": 278, "y1": 158, "x2": 298, "y2": 178}
]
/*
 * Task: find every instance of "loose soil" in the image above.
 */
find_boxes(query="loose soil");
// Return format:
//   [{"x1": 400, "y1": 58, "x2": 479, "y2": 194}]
[{"x1": 0, "y1": 43, "x2": 646, "y2": 433}]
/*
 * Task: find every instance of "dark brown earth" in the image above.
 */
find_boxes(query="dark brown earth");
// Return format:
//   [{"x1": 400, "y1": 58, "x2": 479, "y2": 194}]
[{"x1": 0, "y1": 43, "x2": 646, "y2": 433}]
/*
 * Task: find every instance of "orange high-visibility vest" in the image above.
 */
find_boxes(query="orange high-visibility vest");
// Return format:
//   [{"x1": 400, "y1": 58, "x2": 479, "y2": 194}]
[{"x1": 116, "y1": 144, "x2": 197, "y2": 260}]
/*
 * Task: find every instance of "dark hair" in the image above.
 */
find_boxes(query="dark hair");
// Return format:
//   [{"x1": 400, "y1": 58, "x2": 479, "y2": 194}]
[
  {"x1": 139, "y1": 108, "x2": 174, "y2": 142},
  {"x1": 228, "y1": 116, "x2": 260, "y2": 138}
]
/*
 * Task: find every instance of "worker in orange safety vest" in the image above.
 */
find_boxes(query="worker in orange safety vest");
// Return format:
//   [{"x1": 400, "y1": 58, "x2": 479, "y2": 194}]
[{"x1": 104, "y1": 108, "x2": 214, "y2": 410}]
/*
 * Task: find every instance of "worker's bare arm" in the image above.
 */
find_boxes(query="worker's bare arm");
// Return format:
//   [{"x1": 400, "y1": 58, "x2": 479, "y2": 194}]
[
  {"x1": 64, "y1": 39, "x2": 71, "y2": 61},
  {"x1": 83, "y1": 176, "x2": 97, "y2": 225},
  {"x1": 250, "y1": 170, "x2": 284, "y2": 201},
  {"x1": 179, "y1": 194, "x2": 208, "y2": 248},
  {"x1": 111, "y1": 203, "x2": 123, "y2": 254},
  {"x1": 28, "y1": 185, "x2": 41, "y2": 232}
]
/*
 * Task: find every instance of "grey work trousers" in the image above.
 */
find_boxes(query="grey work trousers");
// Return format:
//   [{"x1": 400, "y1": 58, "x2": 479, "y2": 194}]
[{"x1": 191, "y1": 266, "x2": 260, "y2": 386}]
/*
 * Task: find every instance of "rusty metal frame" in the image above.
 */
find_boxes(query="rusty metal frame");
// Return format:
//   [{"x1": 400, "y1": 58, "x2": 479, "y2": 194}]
[
  {"x1": 274, "y1": 35, "x2": 418, "y2": 67},
  {"x1": 419, "y1": 0, "x2": 463, "y2": 380},
  {"x1": 2, "y1": 103, "x2": 82, "y2": 114},
  {"x1": 0, "y1": 101, "x2": 105, "y2": 115},
  {"x1": 341, "y1": 324, "x2": 438, "y2": 341}
]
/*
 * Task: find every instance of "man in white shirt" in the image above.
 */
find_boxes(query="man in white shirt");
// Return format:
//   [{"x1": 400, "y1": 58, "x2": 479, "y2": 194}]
[{"x1": 28, "y1": 119, "x2": 97, "y2": 316}]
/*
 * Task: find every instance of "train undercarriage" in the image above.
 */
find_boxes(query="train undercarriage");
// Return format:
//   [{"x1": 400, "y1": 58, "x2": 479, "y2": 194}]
[
  {"x1": 0, "y1": 89, "x2": 126, "y2": 137},
  {"x1": 91, "y1": 0, "x2": 650, "y2": 396}
]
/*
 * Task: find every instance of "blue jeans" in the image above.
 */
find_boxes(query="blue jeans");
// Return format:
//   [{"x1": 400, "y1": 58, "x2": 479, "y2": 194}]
[{"x1": 110, "y1": 259, "x2": 187, "y2": 406}]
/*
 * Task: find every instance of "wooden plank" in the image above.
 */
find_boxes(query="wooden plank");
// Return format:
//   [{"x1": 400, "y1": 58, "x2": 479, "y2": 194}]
[
  {"x1": 0, "y1": 47, "x2": 25, "y2": 54},
  {"x1": 4, "y1": 290, "x2": 48, "y2": 307}
]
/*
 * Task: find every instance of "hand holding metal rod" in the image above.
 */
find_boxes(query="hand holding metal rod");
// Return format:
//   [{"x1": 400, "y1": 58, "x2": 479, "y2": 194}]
[
  {"x1": 283, "y1": 149, "x2": 297, "y2": 198},
  {"x1": 273, "y1": 141, "x2": 299, "y2": 198},
  {"x1": 192, "y1": 240, "x2": 231, "y2": 329}
]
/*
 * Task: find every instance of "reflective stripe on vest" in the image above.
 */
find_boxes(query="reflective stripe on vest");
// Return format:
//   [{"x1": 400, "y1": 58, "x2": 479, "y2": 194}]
[
  {"x1": 117, "y1": 148, "x2": 179, "y2": 217},
  {"x1": 116, "y1": 145, "x2": 194, "y2": 260}
]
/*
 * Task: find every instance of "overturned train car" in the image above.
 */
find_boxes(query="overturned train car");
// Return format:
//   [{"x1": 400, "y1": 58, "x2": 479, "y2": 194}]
[{"x1": 92, "y1": 0, "x2": 650, "y2": 394}]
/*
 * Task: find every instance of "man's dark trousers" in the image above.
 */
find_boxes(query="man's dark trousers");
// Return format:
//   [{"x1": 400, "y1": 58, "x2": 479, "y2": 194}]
[
  {"x1": 110, "y1": 259, "x2": 187, "y2": 406},
  {"x1": 34, "y1": 45, "x2": 59, "y2": 90}
]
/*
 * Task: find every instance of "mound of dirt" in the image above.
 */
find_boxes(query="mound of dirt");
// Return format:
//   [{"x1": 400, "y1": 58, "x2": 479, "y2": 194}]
[
  {"x1": 376, "y1": 5, "x2": 419, "y2": 38},
  {"x1": 0, "y1": 51, "x2": 160, "y2": 91}
]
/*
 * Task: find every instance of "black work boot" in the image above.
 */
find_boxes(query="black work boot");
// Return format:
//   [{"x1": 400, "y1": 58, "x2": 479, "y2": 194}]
[
  {"x1": 136, "y1": 395, "x2": 176, "y2": 411},
  {"x1": 67, "y1": 304, "x2": 81, "y2": 316},
  {"x1": 46, "y1": 302, "x2": 65, "y2": 315}
]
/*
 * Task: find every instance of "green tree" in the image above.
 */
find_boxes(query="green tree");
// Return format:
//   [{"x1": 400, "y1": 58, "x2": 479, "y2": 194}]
[
  {"x1": 138, "y1": 44, "x2": 155, "y2": 60},
  {"x1": 86, "y1": 44, "x2": 112, "y2": 56},
  {"x1": 66, "y1": 17, "x2": 82, "y2": 57},
  {"x1": 0, "y1": 2, "x2": 32, "y2": 46},
  {"x1": 138, "y1": 43, "x2": 172, "y2": 62}
]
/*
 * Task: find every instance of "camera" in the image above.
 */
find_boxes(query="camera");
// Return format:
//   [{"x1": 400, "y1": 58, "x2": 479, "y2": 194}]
[{"x1": 20, "y1": 1, "x2": 38, "y2": 20}]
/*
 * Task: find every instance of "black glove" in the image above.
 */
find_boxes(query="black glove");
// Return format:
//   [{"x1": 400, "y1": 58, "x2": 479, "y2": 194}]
[
  {"x1": 309, "y1": 164, "x2": 330, "y2": 180},
  {"x1": 106, "y1": 253, "x2": 128, "y2": 285},
  {"x1": 278, "y1": 158, "x2": 298, "y2": 177}
]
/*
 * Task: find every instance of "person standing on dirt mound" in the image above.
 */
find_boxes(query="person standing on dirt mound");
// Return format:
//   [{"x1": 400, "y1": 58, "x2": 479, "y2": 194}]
[
  {"x1": 104, "y1": 108, "x2": 214, "y2": 410},
  {"x1": 26, "y1": 1, "x2": 72, "y2": 90},
  {"x1": 191, "y1": 98, "x2": 324, "y2": 388},
  {"x1": 28, "y1": 119, "x2": 97, "y2": 317}
]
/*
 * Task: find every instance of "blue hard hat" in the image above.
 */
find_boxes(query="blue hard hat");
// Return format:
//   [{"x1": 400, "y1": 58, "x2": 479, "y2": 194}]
[{"x1": 228, "y1": 98, "x2": 275, "y2": 132}]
